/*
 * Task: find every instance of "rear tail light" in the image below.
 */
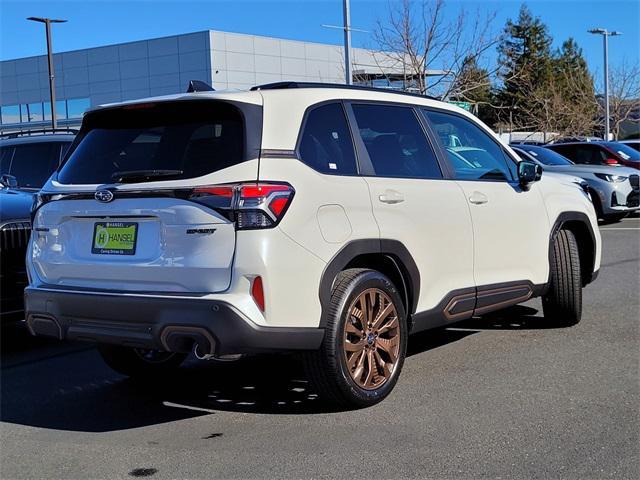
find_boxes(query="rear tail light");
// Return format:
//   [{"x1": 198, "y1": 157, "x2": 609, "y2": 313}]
[
  {"x1": 604, "y1": 158, "x2": 619, "y2": 165},
  {"x1": 189, "y1": 182, "x2": 294, "y2": 230}
]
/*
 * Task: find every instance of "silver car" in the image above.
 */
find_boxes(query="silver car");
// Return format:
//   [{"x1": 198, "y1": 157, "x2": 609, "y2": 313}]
[{"x1": 512, "y1": 144, "x2": 640, "y2": 222}]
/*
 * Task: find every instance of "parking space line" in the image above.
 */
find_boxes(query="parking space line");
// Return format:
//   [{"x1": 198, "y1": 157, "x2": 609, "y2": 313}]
[
  {"x1": 162, "y1": 401, "x2": 217, "y2": 413},
  {"x1": 599, "y1": 228, "x2": 640, "y2": 231}
]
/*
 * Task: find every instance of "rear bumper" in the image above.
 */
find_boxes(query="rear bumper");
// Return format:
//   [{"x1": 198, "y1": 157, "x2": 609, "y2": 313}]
[{"x1": 24, "y1": 286, "x2": 324, "y2": 355}]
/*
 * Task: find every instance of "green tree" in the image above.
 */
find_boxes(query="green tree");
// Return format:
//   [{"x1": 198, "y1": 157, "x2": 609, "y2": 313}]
[
  {"x1": 496, "y1": 4, "x2": 553, "y2": 127},
  {"x1": 552, "y1": 38, "x2": 597, "y2": 133}
]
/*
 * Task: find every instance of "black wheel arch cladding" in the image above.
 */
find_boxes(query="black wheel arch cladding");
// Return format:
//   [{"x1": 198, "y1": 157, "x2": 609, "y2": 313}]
[{"x1": 318, "y1": 239, "x2": 420, "y2": 328}]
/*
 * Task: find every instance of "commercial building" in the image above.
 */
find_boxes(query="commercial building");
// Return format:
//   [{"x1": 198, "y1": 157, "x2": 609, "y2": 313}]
[{"x1": 0, "y1": 29, "x2": 420, "y2": 131}]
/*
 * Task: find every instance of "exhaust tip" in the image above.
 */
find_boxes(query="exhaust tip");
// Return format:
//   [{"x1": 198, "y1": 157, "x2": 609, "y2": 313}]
[
  {"x1": 160, "y1": 326, "x2": 216, "y2": 355},
  {"x1": 194, "y1": 342, "x2": 216, "y2": 360}
]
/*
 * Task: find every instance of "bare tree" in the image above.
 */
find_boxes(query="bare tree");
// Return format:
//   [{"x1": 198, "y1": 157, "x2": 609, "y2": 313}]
[
  {"x1": 606, "y1": 62, "x2": 640, "y2": 139},
  {"x1": 503, "y1": 66, "x2": 599, "y2": 139},
  {"x1": 372, "y1": 0, "x2": 500, "y2": 99}
]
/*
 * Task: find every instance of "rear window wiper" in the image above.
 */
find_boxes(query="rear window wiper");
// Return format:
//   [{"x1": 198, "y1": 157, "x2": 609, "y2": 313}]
[{"x1": 111, "y1": 169, "x2": 184, "y2": 183}]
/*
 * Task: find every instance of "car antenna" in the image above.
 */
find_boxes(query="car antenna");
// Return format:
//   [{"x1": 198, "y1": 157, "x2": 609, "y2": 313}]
[{"x1": 187, "y1": 80, "x2": 215, "y2": 93}]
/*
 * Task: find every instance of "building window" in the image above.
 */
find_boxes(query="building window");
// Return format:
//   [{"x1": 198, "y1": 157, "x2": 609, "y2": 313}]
[
  {"x1": 24, "y1": 103, "x2": 44, "y2": 122},
  {"x1": 44, "y1": 100, "x2": 68, "y2": 121},
  {"x1": 67, "y1": 98, "x2": 90, "y2": 119},
  {"x1": 0, "y1": 105, "x2": 21, "y2": 124},
  {"x1": 1, "y1": 98, "x2": 90, "y2": 126}
]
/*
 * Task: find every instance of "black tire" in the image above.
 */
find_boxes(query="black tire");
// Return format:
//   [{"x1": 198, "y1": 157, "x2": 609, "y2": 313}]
[
  {"x1": 542, "y1": 229, "x2": 582, "y2": 326},
  {"x1": 97, "y1": 344, "x2": 187, "y2": 378},
  {"x1": 590, "y1": 192, "x2": 604, "y2": 220},
  {"x1": 303, "y1": 268, "x2": 408, "y2": 408}
]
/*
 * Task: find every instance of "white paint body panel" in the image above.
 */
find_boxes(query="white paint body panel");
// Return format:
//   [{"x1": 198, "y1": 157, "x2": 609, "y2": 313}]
[
  {"x1": 27, "y1": 87, "x2": 602, "y2": 333},
  {"x1": 30, "y1": 197, "x2": 236, "y2": 293},
  {"x1": 455, "y1": 180, "x2": 550, "y2": 286},
  {"x1": 364, "y1": 177, "x2": 475, "y2": 312}
]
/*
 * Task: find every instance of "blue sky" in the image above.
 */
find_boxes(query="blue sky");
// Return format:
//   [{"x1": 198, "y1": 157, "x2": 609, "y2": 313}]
[{"x1": 1, "y1": 0, "x2": 638, "y2": 82}]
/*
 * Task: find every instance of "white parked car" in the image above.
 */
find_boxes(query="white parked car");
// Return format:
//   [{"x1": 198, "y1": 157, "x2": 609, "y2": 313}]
[{"x1": 25, "y1": 82, "x2": 601, "y2": 407}]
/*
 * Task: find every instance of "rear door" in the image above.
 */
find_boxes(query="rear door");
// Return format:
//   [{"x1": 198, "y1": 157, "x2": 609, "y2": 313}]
[
  {"x1": 348, "y1": 102, "x2": 475, "y2": 317},
  {"x1": 31, "y1": 99, "x2": 261, "y2": 293}
]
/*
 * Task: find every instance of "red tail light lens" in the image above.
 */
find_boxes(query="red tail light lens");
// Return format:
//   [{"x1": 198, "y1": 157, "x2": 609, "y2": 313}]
[
  {"x1": 236, "y1": 183, "x2": 294, "y2": 230},
  {"x1": 604, "y1": 158, "x2": 619, "y2": 165},
  {"x1": 188, "y1": 182, "x2": 294, "y2": 230},
  {"x1": 251, "y1": 276, "x2": 265, "y2": 312}
]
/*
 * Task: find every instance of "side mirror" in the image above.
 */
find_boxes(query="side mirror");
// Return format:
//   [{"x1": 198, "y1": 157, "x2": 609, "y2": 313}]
[
  {"x1": 0, "y1": 174, "x2": 17, "y2": 189},
  {"x1": 518, "y1": 160, "x2": 542, "y2": 188}
]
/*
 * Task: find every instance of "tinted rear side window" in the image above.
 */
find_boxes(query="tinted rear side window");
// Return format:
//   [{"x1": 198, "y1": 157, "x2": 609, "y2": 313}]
[
  {"x1": 351, "y1": 104, "x2": 441, "y2": 179},
  {"x1": 58, "y1": 101, "x2": 245, "y2": 184},
  {"x1": 547, "y1": 145, "x2": 577, "y2": 161},
  {"x1": 5, "y1": 142, "x2": 60, "y2": 189},
  {"x1": 572, "y1": 145, "x2": 603, "y2": 164},
  {"x1": 298, "y1": 102, "x2": 357, "y2": 175}
]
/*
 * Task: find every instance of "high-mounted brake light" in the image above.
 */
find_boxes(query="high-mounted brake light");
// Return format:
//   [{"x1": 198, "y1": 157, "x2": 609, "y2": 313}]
[
  {"x1": 188, "y1": 182, "x2": 295, "y2": 230},
  {"x1": 122, "y1": 102, "x2": 157, "y2": 110}
]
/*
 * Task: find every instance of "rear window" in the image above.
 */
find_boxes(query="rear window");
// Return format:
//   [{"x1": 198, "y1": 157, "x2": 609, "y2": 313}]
[
  {"x1": 603, "y1": 142, "x2": 640, "y2": 162},
  {"x1": 57, "y1": 101, "x2": 245, "y2": 184},
  {"x1": 1, "y1": 141, "x2": 68, "y2": 189},
  {"x1": 524, "y1": 147, "x2": 573, "y2": 166}
]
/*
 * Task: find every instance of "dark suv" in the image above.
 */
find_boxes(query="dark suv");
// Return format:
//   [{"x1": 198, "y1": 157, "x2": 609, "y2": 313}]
[
  {"x1": 546, "y1": 141, "x2": 640, "y2": 170},
  {"x1": 0, "y1": 131, "x2": 75, "y2": 323}
]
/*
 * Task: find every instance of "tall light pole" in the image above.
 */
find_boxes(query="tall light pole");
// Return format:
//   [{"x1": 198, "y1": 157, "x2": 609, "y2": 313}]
[
  {"x1": 588, "y1": 28, "x2": 622, "y2": 140},
  {"x1": 342, "y1": 0, "x2": 352, "y2": 85},
  {"x1": 27, "y1": 16, "x2": 67, "y2": 129},
  {"x1": 323, "y1": 0, "x2": 367, "y2": 85}
]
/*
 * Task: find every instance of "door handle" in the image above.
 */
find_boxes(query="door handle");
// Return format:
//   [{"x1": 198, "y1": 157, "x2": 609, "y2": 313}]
[
  {"x1": 468, "y1": 191, "x2": 488, "y2": 205},
  {"x1": 379, "y1": 189, "x2": 405, "y2": 204}
]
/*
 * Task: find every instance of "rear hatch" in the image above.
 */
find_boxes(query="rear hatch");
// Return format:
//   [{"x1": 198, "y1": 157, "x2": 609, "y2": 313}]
[{"x1": 31, "y1": 97, "x2": 262, "y2": 293}]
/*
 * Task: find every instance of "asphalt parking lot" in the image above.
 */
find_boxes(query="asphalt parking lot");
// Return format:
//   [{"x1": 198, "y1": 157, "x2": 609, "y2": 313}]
[{"x1": 1, "y1": 215, "x2": 638, "y2": 479}]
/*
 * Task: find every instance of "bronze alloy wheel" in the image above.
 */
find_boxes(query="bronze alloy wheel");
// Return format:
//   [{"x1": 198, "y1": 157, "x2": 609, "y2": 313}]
[{"x1": 343, "y1": 288, "x2": 401, "y2": 390}]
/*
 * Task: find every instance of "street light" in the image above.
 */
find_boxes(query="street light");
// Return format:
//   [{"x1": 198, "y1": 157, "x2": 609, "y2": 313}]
[
  {"x1": 322, "y1": 0, "x2": 367, "y2": 85},
  {"x1": 27, "y1": 16, "x2": 67, "y2": 129},
  {"x1": 588, "y1": 28, "x2": 622, "y2": 140}
]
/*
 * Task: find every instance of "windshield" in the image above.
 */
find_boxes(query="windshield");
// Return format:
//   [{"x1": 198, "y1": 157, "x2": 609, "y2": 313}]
[
  {"x1": 603, "y1": 142, "x2": 640, "y2": 162},
  {"x1": 57, "y1": 101, "x2": 245, "y2": 185},
  {"x1": 521, "y1": 146, "x2": 573, "y2": 166}
]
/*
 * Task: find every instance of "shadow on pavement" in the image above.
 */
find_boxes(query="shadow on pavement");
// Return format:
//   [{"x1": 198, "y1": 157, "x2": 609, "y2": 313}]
[
  {"x1": 1, "y1": 302, "x2": 562, "y2": 432},
  {"x1": 455, "y1": 304, "x2": 568, "y2": 331}
]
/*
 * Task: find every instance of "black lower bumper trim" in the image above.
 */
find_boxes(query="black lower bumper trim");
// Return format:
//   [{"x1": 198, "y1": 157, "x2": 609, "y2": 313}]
[{"x1": 24, "y1": 287, "x2": 324, "y2": 355}]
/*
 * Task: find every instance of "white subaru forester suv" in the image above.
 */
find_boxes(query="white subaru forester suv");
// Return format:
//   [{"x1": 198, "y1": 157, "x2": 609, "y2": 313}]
[{"x1": 25, "y1": 82, "x2": 601, "y2": 407}]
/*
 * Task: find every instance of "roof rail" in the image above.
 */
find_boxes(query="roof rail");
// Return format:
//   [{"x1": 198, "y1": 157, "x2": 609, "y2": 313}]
[
  {"x1": 0, "y1": 127, "x2": 79, "y2": 139},
  {"x1": 250, "y1": 81, "x2": 440, "y2": 101}
]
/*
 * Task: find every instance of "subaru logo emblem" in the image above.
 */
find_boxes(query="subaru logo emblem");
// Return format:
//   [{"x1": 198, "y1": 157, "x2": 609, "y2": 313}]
[{"x1": 95, "y1": 190, "x2": 114, "y2": 203}]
